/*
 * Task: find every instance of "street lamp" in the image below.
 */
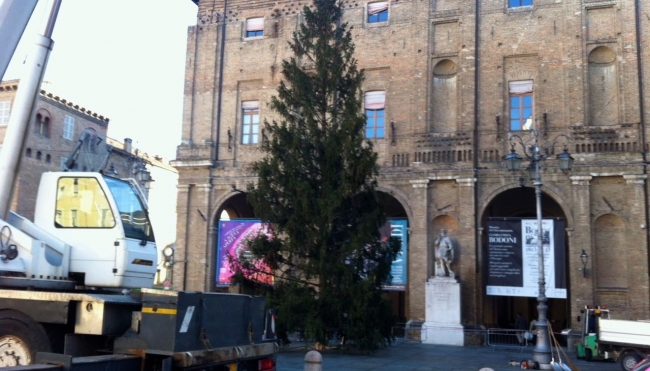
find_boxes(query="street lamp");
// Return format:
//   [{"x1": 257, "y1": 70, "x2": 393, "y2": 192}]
[
  {"x1": 504, "y1": 128, "x2": 573, "y2": 368},
  {"x1": 580, "y1": 250, "x2": 589, "y2": 278}
]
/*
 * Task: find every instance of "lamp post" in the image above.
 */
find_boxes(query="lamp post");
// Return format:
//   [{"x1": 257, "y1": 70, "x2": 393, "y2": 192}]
[{"x1": 504, "y1": 129, "x2": 573, "y2": 368}]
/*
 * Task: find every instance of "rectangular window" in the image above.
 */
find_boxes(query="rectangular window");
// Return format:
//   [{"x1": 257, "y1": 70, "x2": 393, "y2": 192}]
[
  {"x1": 365, "y1": 91, "x2": 386, "y2": 138},
  {"x1": 509, "y1": 0, "x2": 533, "y2": 7},
  {"x1": 55, "y1": 177, "x2": 115, "y2": 228},
  {"x1": 368, "y1": 2, "x2": 389, "y2": 23},
  {"x1": 241, "y1": 101, "x2": 260, "y2": 144},
  {"x1": 509, "y1": 80, "x2": 533, "y2": 131},
  {"x1": 63, "y1": 115, "x2": 75, "y2": 140},
  {"x1": 0, "y1": 101, "x2": 10, "y2": 126},
  {"x1": 246, "y1": 18, "x2": 264, "y2": 37}
]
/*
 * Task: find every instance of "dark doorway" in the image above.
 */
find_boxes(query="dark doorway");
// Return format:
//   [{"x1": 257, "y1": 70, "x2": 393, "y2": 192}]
[{"x1": 481, "y1": 186, "x2": 569, "y2": 332}]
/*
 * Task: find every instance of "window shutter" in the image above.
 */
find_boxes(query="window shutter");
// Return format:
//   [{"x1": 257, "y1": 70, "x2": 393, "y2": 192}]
[
  {"x1": 508, "y1": 80, "x2": 534, "y2": 94},
  {"x1": 368, "y1": 2, "x2": 389, "y2": 15},
  {"x1": 246, "y1": 18, "x2": 264, "y2": 32},
  {"x1": 364, "y1": 91, "x2": 385, "y2": 110},
  {"x1": 242, "y1": 101, "x2": 260, "y2": 110}
]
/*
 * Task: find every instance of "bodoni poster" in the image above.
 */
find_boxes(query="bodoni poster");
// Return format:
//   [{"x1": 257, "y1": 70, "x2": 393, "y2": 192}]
[{"x1": 486, "y1": 218, "x2": 566, "y2": 298}]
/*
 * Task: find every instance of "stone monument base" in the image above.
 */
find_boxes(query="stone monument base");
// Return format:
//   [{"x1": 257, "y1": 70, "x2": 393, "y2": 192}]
[
  {"x1": 421, "y1": 276, "x2": 464, "y2": 346},
  {"x1": 421, "y1": 322, "x2": 464, "y2": 345}
]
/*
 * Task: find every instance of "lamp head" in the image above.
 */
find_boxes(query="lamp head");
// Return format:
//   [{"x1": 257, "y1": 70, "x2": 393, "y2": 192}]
[
  {"x1": 504, "y1": 148, "x2": 523, "y2": 172},
  {"x1": 557, "y1": 147, "x2": 574, "y2": 173}
]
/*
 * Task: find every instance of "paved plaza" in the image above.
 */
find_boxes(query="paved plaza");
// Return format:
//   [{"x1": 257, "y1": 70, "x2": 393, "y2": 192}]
[{"x1": 276, "y1": 339, "x2": 622, "y2": 371}]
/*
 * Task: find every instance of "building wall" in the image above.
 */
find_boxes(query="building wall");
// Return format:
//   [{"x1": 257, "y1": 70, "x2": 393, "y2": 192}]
[
  {"x1": 0, "y1": 81, "x2": 110, "y2": 220},
  {"x1": 173, "y1": 0, "x2": 650, "y2": 328}
]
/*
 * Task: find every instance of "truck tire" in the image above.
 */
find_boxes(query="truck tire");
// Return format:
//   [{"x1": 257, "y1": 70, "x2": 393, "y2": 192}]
[
  {"x1": 0, "y1": 310, "x2": 51, "y2": 366},
  {"x1": 620, "y1": 352, "x2": 642, "y2": 371},
  {"x1": 585, "y1": 348, "x2": 593, "y2": 362}
]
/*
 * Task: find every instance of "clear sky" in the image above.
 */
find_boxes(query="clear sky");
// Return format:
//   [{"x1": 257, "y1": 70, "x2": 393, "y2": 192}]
[{"x1": 4, "y1": 0, "x2": 197, "y2": 163}]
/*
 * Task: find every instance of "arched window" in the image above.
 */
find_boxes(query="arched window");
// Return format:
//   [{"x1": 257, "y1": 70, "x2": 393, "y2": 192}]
[
  {"x1": 46, "y1": 154, "x2": 51, "y2": 163},
  {"x1": 35, "y1": 109, "x2": 51, "y2": 137},
  {"x1": 36, "y1": 151, "x2": 42, "y2": 161},
  {"x1": 26, "y1": 148, "x2": 32, "y2": 157}
]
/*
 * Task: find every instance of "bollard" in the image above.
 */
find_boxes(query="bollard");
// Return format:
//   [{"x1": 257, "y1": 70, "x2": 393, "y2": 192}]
[
  {"x1": 304, "y1": 350, "x2": 322, "y2": 371},
  {"x1": 566, "y1": 337, "x2": 574, "y2": 352}
]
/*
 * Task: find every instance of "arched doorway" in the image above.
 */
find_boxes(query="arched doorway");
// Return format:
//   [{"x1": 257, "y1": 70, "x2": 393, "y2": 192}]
[
  {"x1": 213, "y1": 189, "x2": 411, "y2": 322},
  {"x1": 482, "y1": 186, "x2": 569, "y2": 333},
  {"x1": 377, "y1": 191, "x2": 409, "y2": 324},
  {"x1": 211, "y1": 191, "x2": 257, "y2": 292}
]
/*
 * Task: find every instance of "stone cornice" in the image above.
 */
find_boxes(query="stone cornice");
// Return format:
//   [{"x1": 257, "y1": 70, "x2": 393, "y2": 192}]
[
  {"x1": 624, "y1": 174, "x2": 647, "y2": 184},
  {"x1": 570, "y1": 175, "x2": 593, "y2": 185},
  {"x1": 410, "y1": 179, "x2": 430, "y2": 188},
  {"x1": 170, "y1": 160, "x2": 213, "y2": 168}
]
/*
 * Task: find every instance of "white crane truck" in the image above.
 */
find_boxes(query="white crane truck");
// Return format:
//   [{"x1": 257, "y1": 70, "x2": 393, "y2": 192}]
[{"x1": 0, "y1": 1, "x2": 277, "y2": 370}]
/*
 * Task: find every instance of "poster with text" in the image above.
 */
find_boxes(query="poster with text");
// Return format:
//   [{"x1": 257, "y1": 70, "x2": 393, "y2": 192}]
[
  {"x1": 216, "y1": 220, "x2": 273, "y2": 286},
  {"x1": 382, "y1": 218, "x2": 408, "y2": 290},
  {"x1": 486, "y1": 218, "x2": 566, "y2": 298}
]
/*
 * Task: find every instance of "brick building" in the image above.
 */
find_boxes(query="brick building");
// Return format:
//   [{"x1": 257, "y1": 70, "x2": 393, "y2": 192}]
[
  {"x1": 0, "y1": 80, "x2": 156, "y2": 220},
  {"x1": 172, "y1": 0, "x2": 650, "y2": 337}
]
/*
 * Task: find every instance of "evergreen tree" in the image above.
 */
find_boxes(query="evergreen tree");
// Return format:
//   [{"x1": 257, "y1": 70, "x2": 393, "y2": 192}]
[{"x1": 236, "y1": 0, "x2": 401, "y2": 351}]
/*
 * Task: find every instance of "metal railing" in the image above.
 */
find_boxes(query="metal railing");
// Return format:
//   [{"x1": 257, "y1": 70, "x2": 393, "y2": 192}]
[
  {"x1": 486, "y1": 328, "x2": 530, "y2": 352},
  {"x1": 391, "y1": 323, "x2": 406, "y2": 339}
]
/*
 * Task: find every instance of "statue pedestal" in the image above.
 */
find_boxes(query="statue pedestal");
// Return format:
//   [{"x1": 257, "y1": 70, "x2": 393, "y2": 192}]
[{"x1": 421, "y1": 276, "x2": 464, "y2": 346}]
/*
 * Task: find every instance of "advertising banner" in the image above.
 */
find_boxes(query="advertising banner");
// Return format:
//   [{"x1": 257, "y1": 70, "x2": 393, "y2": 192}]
[
  {"x1": 382, "y1": 218, "x2": 408, "y2": 290},
  {"x1": 486, "y1": 218, "x2": 566, "y2": 298},
  {"x1": 217, "y1": 219, "x2": 408, "y2": 289},
  {"x1": 216, "y1": 220, "x2": 273, "y2": 286}
]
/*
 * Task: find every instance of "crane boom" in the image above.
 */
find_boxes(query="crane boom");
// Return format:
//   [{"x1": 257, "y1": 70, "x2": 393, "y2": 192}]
[
  {"x1": 0, "y1": 0, "x2": 61, "y2": 220},
  {"x1": 0, "y1": 0, "x2": 38, "y2": 80}
]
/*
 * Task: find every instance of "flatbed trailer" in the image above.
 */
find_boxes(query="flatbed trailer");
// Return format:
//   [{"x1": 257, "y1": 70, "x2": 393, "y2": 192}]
[{"x1": 0, "y1": 288, "x2": 277, "y2": 370}]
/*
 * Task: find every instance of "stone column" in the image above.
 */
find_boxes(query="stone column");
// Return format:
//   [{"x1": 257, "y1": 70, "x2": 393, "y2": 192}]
[
  {"x1": 569, "y1": 175, "x2": 593, "y2": 326},
  {"x1": 192, "y1": 183, "x2": 212, "y2": 291},
  {"x1": 173, "y1": 184, "x2": 191, "y2": 292},
  {"x1": 456, "y1": 177, "x2": 478, "y2": 325},
  {"x1": 406, "y1": 179, "x2": 430, "y2": 331},
  {"x1": 623, "y1": 174, "x2": 650, "y2": 319}
]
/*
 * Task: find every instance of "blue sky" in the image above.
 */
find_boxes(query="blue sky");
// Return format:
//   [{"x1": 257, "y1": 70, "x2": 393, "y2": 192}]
[{"x1": 5, "y1": 0, "x2": 197, "y2": 162}]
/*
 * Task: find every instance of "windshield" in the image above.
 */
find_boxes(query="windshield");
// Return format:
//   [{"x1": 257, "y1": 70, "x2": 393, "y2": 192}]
[{"x1": 104, "y1": 176, "x2": 155, "y2": 243}]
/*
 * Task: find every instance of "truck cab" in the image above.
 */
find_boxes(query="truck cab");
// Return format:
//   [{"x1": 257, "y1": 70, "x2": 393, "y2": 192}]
[{"x1": 1, "y1": 172, "x2": 157, "y2": 290}]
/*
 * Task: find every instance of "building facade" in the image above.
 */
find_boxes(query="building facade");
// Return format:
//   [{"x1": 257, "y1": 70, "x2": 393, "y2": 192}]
[
  {"x1": 172, "y1": 0, "x2": 650, "y2": 337},
  {"x1": 0, "y1": 80, "x2": 156, "y2": 219}
]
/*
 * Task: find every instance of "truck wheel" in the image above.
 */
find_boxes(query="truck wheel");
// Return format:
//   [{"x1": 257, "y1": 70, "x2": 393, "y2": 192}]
[
  {"x1": 0, "y1": 311, "x2": 51, "y2": 366},
  {"x1": 620, "y1": 352, "x2": 642, "y2": 371},
  {"x1": 585, "y1": 348, "x2": 593, "y2": 362}
]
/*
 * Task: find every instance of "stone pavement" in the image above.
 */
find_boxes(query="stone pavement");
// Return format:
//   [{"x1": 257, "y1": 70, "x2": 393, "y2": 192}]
[{"x1": 276, "y1": 339, "x2": 621, "y2": 371}]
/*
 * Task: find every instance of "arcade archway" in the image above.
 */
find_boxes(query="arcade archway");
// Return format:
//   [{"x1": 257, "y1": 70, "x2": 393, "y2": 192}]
[
  {"x1": 481, "y1": 186, "x2": 569, "y2": 332},
  {"x1": 212, "y1": 190, "x2": 411, "y2": 323}
]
